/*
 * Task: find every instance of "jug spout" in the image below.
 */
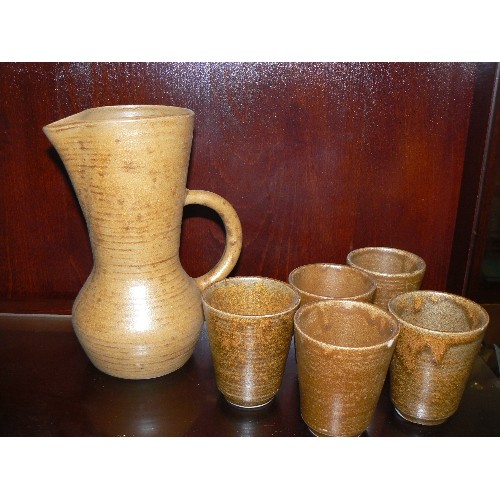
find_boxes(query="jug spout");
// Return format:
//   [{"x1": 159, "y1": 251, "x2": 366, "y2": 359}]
[{"x1": 43, "y1": 114, "x2": 84, "y2": 154}]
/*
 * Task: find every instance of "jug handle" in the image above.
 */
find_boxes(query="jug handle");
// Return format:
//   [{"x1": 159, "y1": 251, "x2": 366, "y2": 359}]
[{"x1": 184, "y1": 189, "x2": 242, "y2": 291}]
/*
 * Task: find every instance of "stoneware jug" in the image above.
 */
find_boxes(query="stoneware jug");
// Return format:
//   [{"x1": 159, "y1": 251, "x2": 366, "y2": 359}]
[{"x1": 43, "y1": 105, "x2": 242, "y2": 380}]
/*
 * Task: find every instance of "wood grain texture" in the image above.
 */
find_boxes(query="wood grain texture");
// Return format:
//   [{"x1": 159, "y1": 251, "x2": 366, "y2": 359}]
[{"x1": 0, "y1": 63, "x2": 492, "y2": 312}]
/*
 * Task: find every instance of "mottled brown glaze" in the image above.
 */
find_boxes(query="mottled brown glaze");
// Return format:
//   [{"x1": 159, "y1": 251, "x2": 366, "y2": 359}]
[
  {"x1": 288, "y1": 263, "x2": 376, "y2": 305},
  {"x1": 388, "y1": 291, "x2": 489, "y2": 425},
  {"x1": 202, "y1": 277, "x2": 300, "y2": 408},
  {"x1": 43, "y1": 105, "x2": 242, "y2": 379},
  {"x1": 294, "y1": 300, "x2": 399, "y2": 436},
  {"x1": 346, "y1": 247, "x2": 426, "y2": 310}
]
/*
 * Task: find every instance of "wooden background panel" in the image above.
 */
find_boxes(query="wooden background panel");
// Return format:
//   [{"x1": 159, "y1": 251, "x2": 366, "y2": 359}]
[
  {"x1": 182, "y1": 62, "x2": 477, "y2": 287},
  {"x1": 0, "y1": 62, "x2": 480, "y2": 312}
]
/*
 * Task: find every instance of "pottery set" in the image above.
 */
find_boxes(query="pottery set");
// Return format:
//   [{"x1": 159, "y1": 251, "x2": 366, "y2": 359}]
[
  {"x1": 346, "y1": 247, "x2": 426, "y2": 310},
  {"x1": 294, "y1": 299, "x2": 399, "y2": 436},
  {"x1": 388, "y1": 290, "x2": 489, "y2": 425},
  {"x1": 44, "y1": 105, "x2": 490, "y2": 436},
  {"x1": 288, "y1": 263, "x2": 376, "y2": 305},
  {"x1": 202, "y1": 277, "x2": 300, "y2": 408},
  {"x1": 44, "y1": 105, "x2": 242, "y2": 380}
]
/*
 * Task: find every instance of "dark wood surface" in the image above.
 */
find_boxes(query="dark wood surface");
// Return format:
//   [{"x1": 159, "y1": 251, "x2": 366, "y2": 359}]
[
  {"x1": 1, "y1": 62, "x2": 496, "y2": 311},
  {"x1": 1, "y1": 313, "x2": 499, "y2": 437}
]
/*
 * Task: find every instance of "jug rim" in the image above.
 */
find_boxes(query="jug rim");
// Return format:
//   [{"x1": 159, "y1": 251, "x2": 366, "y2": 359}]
[{"x1": 44, "y1": 105, "x2": 194, "y2": 131}]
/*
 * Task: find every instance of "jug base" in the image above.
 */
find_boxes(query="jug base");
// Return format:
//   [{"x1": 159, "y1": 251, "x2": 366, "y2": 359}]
[{"x1": 87, "y1": 349, "x2": 196, "y2": 380}]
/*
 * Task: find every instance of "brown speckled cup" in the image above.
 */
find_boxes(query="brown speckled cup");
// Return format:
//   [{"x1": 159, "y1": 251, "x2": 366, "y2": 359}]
[
  {"x1": 294, "y1": 300, "x2": 399, "y2": 436},
  {"x1": 388, "y1": 291, "x2": 489, "y2": 425},
  {"x1": 346, "y1": 247, "x2": 426, "y2": 310},
  {"x1": 202, "y1": 277, "x2": 300, "y2": 408},
  {"x1": 288, "y1": 263, "x2": 376, "y2": 305}
]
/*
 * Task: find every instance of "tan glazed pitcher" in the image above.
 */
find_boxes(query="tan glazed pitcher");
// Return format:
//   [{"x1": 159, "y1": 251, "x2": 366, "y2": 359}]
[{"x1": 43, "y1": 105, "x2": 242, "y2": 380}]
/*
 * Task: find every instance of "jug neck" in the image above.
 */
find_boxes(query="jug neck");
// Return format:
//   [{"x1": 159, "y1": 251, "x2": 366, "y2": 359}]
[{"x1": 43, "y1": 105, "x2": 196, "y2": 274}]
